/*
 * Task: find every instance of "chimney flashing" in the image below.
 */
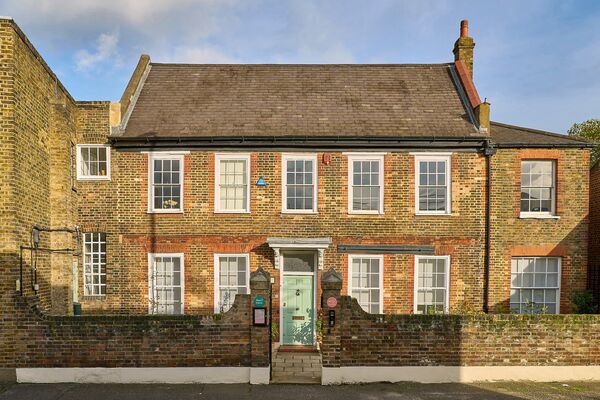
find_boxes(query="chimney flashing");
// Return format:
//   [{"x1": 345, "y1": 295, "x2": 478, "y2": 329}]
[{"x1": 454, "y1": 60, "x2": 481, "y2": 108}]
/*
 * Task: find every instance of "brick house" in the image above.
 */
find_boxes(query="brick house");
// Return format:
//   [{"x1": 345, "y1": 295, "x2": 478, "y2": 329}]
[{"x1": 0, "y1": 17, "x2": 592, "y2": 352}]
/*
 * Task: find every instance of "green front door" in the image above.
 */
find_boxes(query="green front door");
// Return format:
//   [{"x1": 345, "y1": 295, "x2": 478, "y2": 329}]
[{"x1": 282, "y1": 275, "x2": 314, "y2": 345}]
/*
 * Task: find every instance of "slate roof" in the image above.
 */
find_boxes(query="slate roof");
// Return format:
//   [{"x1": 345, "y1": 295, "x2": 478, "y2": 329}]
[
  {"x1": 490, "y1": 122, "x2": 592, "y2": 148},
  {"x1": 119, "y1": 63, "x2": 480, "y2": 138}
]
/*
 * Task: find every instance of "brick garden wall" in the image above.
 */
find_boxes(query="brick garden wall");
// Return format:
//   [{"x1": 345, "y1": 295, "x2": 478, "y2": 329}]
[
  {"x1": 321, "y1": 295, "x2": 600, "y2": 368},
  {"x1": 11, "y1": 293, "x2": 254, "y2": 368}
]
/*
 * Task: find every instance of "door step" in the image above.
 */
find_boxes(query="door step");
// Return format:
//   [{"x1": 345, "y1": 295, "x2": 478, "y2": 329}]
[
  {"x1": 271, "y1": 349, "x2": 322, "y2": 384},
  {"x1": 278, "y1": 345, "x2": 318, "y2": 352}
]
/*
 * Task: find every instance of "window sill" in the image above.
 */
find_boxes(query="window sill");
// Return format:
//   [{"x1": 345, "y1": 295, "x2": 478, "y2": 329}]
[
  {"x1": 214, "y1": 210, "x2": 251, "y2": 214},
  {"x1": 519, "y1": 213, "x2": 560, "y2": 220},
  {"x1": 348, "y1": 210, "x2": 384, "y2": 215},
  {"x1": 281, "y1": 210, "x2": 318, "y2": 215},
  {"x1": 82, "y1": 295, "x2": 106, "y2": 301},
  {"x1": 147, "y1": 210, "x2": 184, "y2": 214},
  {"x1": 77, "y1": 176, "x2": 111, "y2": 181},
  {"x1": 415, "y1": 212, "x2": 452, "y2": 216}
]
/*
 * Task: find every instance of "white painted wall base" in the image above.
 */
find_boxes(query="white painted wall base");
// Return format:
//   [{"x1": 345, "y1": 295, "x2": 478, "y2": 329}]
[
  {"x1": 17, "y1": 367, "x2": 268, "y2": 384},
  {"x1": 249, "y1": 367, "x2": 270, "y2": 384},
  {"x1": 322, "y1": 366, "x2": 600, "y2": 385}
]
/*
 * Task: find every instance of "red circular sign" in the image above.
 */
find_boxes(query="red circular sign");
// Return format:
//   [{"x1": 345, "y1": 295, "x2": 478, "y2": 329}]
[{"x1": 326, "y1": 296, "x2": 338, "y2": 308}]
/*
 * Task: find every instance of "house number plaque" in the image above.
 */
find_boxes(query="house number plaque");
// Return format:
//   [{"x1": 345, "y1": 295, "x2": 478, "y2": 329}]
[{"x1": 326, "y1": 296, "x2": 337, "y2": 308}]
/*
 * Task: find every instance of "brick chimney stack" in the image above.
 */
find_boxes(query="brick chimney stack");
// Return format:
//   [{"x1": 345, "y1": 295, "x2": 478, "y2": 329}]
[{"x1": 453, "y1": 20, "x2": 475, "y2": 78}]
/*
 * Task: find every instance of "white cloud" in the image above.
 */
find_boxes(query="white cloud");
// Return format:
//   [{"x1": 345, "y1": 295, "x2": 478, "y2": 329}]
[
  {"x1": 4, "y1": 0, "x2": 224, "y2": 26},
  {"x1": 2, "y1": 0, "x2": 241, "y2": 39},
  {"x1": 158, "y1": 45, "x2": 238, "y2": 64},
  {"x1": 75, "y1": 32, "x2": 119, "y2": 71}
]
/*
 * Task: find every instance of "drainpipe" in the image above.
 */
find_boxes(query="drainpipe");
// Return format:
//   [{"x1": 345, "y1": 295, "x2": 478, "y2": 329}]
[{"x1": 483, "y1": 140, "x2": 496, "y2": 313}]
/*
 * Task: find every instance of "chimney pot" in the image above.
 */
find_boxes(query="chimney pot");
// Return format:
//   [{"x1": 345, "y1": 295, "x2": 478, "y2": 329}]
[{"x1": 460, "y1": 20, "x2": 469, "y2": 38}]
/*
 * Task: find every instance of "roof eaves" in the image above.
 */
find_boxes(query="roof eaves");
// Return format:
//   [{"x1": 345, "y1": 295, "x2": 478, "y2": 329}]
[{"x1": 109, "y1": 134, "x2": 489, "y2": 151}]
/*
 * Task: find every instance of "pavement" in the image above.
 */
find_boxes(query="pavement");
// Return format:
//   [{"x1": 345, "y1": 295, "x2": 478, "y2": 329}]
[{"x1": 0, "y1": 381, "x2": 599, "y2": 399}]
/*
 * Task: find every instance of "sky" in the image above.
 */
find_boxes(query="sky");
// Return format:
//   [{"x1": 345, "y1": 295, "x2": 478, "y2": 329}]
[{"x1": 1, "y1": 0, "x2": 599, "y2": 133}]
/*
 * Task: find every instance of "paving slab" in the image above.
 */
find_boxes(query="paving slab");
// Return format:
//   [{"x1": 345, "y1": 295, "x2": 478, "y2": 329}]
[{"x1": 0, "y1": 381, "x2": 599, "y2": 400}]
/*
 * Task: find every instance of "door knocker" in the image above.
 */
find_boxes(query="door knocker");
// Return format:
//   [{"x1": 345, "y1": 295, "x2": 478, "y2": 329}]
[{"x1": 296, "y1": 289, "x2": 300, "y2": 296}]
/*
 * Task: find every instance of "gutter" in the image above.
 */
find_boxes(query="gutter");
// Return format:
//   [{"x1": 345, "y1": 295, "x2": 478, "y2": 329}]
[{"x1": 109, "y1": 135, "x2": 488, "y2": 151}]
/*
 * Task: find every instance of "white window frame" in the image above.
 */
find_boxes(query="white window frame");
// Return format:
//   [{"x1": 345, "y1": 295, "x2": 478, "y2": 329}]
[
  {"x1": 148, "y1": 152, "x2": 185, "y2": 213},
  {"x1": 510, "y1": 256, "x2": 561, "y2": 314},
  {"x1": 214, "y1": 153, "x2": 251, "y2": 213},
  {"x1": 519, "y1": 160, "x2": 557, "y2": 219},
  {"x1": 346, "y1": 153, "x2": 385, "y2": 214},
  {"x1": 213, "y1": 253, "x2": 250, "y2": 313},
  {"x1": 347, "y1": 254, "x2": 384, "y2": 314},
  {"x1": 147, "y1": 253, "x2": 185, "y2": 315},
  {"x1": 413, "y1": 153, "x2": 452, "y2": 215},
  {"x1": 413, "y1": 255, "x2": 451, "y2": 314},
  {"x1": 282, "y1": 153, "x2": 318, "y2": 214},
  {"x1": 82, "y1": 232, "x2": 106, "y2": 297},
  {"x1": 76, "y1": 144, "x2": 111, "y2": 181}
]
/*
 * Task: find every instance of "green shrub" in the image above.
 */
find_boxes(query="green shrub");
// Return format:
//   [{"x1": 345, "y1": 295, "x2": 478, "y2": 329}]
[{"x1": 571, "y1": 291, "x2": 599, "y2": 314}]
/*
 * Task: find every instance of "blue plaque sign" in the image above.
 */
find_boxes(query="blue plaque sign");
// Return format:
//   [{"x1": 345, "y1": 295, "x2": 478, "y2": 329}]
[{"x1": 256, "y1": 177, "x2": 267, "y2": 187}]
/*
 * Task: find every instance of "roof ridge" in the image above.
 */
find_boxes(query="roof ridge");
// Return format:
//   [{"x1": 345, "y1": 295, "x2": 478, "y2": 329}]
[
  {"x1": 148, "y1": 62, "x2": 455, "y2": 67},
  {"x1": 491, "y1": 121, "x2": 589, "y2": 143}
]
